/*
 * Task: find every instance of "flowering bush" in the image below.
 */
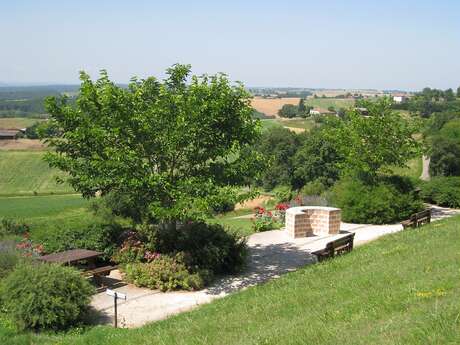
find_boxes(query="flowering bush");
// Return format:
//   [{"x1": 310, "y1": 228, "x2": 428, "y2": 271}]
[
  {"x1": 15, "y1": 233, "x2": 44, "y2": 258},
  {"x1": 274, "y1": 203, "x2": 289, "y2": 223},
  {"x1": 112, "y1": 231, "x2": 159, "y2": 265},
  {"x1": 0, "y1": 218, "x2": 29, "y2": 237},
  {"x1": 252, "y1": 207, "x2": 282, "y2": 232},
  {"x1": 123, "y1": 253, "x2": 206, "y2": 292}
]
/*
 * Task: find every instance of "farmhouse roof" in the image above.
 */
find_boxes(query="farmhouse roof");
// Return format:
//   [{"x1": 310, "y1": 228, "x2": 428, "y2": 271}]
[{"x1": 0, "y1": 129, "x2": 21, "y2": 137}]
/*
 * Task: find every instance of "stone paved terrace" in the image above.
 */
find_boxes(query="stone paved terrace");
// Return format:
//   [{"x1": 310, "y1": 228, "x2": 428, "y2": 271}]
[{"x1": 91, "y1": 205, "x2": 460, "y2": 328}]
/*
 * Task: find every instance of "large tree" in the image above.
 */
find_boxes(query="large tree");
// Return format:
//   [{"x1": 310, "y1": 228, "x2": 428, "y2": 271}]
[{"x1": 43, "y1": 64, "x2": 263, "y2": 228}]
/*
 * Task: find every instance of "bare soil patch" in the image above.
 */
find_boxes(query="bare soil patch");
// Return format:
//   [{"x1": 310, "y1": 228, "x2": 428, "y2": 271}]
[
  {"x1": 235, "y1": 195, "x2": 273, "y2": 210},
  {"x1": 0, "y1": 139, "x2": 46, "y2": 151}
]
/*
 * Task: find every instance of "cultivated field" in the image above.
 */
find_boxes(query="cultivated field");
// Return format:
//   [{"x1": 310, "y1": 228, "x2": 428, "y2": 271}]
[
  {"x1": 251, "y1": 97, "x2": 300, "y2": 117},
  {"x1": 0, "y1": 117, "x2": 43, "y2": 129},
  {"x1": 0, "y1": 139, "x2": 46, "y2": 151},
  {"x1": 0, "y1": 151, "x2": 72, "y2": 196},
  {"x1": 252, "y1": 97, "x2": 355, "y2": 118}
]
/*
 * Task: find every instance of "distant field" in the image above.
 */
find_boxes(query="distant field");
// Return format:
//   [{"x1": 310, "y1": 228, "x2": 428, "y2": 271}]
[
  {"x1": 252, "y1": 97, "x2": 355, "y2": 118},
  {"x1": 0, "y1": 194, "x2": 87, "y2": 219},
  {"x1": 280, "y1": 118, "x2": 316, "y2": 131},
  {"x1": 0, "y1": 139, "x2": 46, "y2": 151},
  {"x1": 304, "y1": 98, "x2": 355, "y2": 109},
  {"x1": 0, "y1": 151, "x2": 72, "y2": 196},
  {"x1": 0, "y1": 117, "x2": 43, "y2": 129},
  {"x1": 251, "y1": 97, "x2": 300, "y2": 117}
]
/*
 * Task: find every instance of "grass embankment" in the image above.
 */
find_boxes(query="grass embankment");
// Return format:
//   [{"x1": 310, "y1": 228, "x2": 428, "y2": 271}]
[
  {"x1": 0, "y1": 151, "x2": 72, "y2": 196},
  {"x1": 2, "y1": 215, "x2": 459, "y2": 344}
]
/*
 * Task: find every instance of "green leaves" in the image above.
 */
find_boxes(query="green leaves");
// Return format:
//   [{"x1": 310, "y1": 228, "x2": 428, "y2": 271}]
[
  {"x1": 325, "y1": 98, "x2": 423, "y2": 179},
  {"x1": 43, "y1": 65, "x2": 262, "y2": 224}
]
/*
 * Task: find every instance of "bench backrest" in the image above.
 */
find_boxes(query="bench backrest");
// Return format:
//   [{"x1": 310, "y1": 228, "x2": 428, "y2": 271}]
[{"x1": 323, "y1": 233, "x2": 355, "y2": 259}]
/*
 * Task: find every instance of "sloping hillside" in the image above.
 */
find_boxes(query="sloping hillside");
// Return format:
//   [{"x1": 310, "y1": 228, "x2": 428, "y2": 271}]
[{"x1": 6, "y1": 215, "x2": 459, "y2": 345}]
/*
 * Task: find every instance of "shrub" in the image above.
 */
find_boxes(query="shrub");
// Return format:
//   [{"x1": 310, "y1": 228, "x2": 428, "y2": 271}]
[
  {"x1": 331, "y1": 175, "x2": 423, "y2": 224},
  {"x1": 273, "y1": 185, "x2": 295, "y2": 203},
  {"x1": 299, "y1": 180, "x2": 327, "y2": 196},
  {"x1": 112, "y1": 230, "x2": 158, "y2": 265},
  {"x1": 124, "y1": 254, "x2": 205, "y2": 292},
  {"x1": 0, "y1": 263, "x2": 94, "y2": 330},
  {"x1": 0, "y1": 243, "x2": 23, "y2": 280},
  {"x1": 0, "y1": 218, "x2": 29, "y2": 238},
  {"x1": 154, "y1": 222, "x2": 247, "y2": 275},
  {"x1": 420, "y1": 176, "x2": 460, "y2": 208},
  {"x1": 252, "y1": 207, "x2": 282, "y2": 232},
  {"x1": 36, "y1": 222, "x2": 123, "y2": 260}
]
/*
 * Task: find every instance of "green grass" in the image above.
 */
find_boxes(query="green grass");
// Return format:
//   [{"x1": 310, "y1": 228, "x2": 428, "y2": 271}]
[
  {"x1": 260, "y1": 119, "x2": 283, "y2": 131},
  {"x1": 0, "y1": 194, "x2": 89, "y2": 219},
  {"x1": 209, "y1": 213, "x2": 254, "y2": 236},
  {"x1": 3, "y1": 215, "x2": 460, "y2": 344},
  {"x1": 0, "y1": 151, "x2": 72, "y2": 196},
  {"x1": 0, "y1": 117, "x2": 43, "y2": 129},
  {"x1": 281, "y1": 118, "x2": 316, "y2": 131},
  {"x1": 389, "y1": 157, "x2": 423, "y2": 179},
  {"x1": 260, "y1": 118, "x2": 315, "y2": 132},
  {"x1": 305, "y1": 98, "x2": 355, "y2": 110}
]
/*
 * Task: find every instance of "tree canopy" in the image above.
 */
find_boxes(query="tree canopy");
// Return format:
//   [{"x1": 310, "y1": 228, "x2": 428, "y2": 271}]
[
  {"x1": 43, "y1": 64, "x2": 263, "y2": 226},
  {"x1": 325, "y1": 99, "x2": 422, "y2": 179}
]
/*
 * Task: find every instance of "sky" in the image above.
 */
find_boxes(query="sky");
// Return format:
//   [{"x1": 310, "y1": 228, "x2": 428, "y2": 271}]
[{"x1": 1, "y1": 0, "x2": 459, "y2": 90}]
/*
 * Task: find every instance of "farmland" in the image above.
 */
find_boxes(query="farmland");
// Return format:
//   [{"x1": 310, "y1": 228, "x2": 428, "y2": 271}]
[
  {"x1": 0, "y1": 151, "x2": 72, "y2": 196},
  {"x1": 0, "y1": 117, "x2": 43, "y2": 129},
  {"x1": 252, "y1": 96, "x2": 355, "y2": 118}
]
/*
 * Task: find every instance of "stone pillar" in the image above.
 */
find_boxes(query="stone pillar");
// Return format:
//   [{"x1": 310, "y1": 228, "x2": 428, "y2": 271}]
[{"x1": 285, "y1": 206, "x2": 341, "y2": 238}]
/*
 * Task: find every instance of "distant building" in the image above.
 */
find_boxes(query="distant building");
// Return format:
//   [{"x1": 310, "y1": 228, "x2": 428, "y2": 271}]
[
  {"x1": 392, "y1": 93, "x2": 409, "y2": 103},
  {"x1": 0, "y1": 129, "x2": 21, "y2": 140},
  {"x1": 309, "y1": 107, "x2": 335, "y2": 115}
]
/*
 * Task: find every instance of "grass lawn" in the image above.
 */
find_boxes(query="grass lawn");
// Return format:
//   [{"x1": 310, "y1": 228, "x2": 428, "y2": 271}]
[
  {"x1": 0, "y1": 117, "x2": 43, "y2": 129},
  {"x1": 259, "y1": 119, "x2": 283, "y2": 131},
  {"x1": 390, "y1": 157, "x2": 423, "y2": 179},
  {"x1": 0, "y1": 151, "x2": 73, "y2": 196},
  {"x1": 0, "y1": 194, "x2": 89, "y2": 219},
  {"x1": 209, "y1": 213, "x2": 254, "y2": 236},
  {"x1": 281, "y1": 118, "x2": 316, "y2": 131},
  {"x1": 3, "y1": 215, "x2": 459, "y2": 344}
]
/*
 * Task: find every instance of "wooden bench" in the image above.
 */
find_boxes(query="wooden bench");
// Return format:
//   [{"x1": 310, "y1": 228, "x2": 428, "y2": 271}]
[
  {"x1": 401, "y1": 209, "x2": 431, "y2": 229},
  {"x1": 312, "y1": 233, "x2": 355, "y2": 262},
  {"x1": 83, "y1": 265, "x2": 118, "y2": 278}
]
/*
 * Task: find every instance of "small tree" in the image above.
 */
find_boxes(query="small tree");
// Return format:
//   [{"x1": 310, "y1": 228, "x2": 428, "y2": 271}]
[
  {"x1": 43, "y1": 65, "x2": 263, "y2": 228},
  {"x1": 325, "y1": 98, "x2": 422, "y2": 180},
  {"x1": 278, "y1": 104, "x2": 298, "y2": 118}
]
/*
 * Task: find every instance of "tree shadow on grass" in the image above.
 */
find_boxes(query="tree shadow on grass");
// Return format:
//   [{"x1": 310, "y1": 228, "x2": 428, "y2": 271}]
[{"x1": 205, "y1": 242, "x2": 317, "y2": 296}]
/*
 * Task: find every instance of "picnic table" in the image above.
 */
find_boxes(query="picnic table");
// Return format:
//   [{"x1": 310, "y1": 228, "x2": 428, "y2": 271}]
[
  {"x1": 37, "y1": 248, "x2": 102, "y2": 266},
  {"x1": 37, "y1": 249, "x2": 117, "y2": 279}
]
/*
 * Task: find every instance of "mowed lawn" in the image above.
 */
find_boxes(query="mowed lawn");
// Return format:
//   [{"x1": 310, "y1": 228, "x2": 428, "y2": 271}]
[
  {"x1": 0, "y1": 194, "x2": 89, "y2": 219},
  {"x1": 0, "y1": 151, "x2": 73, "y2": 196},
  {"x1": 4, "y1": 215, "x2": 460, "y2": 345}
]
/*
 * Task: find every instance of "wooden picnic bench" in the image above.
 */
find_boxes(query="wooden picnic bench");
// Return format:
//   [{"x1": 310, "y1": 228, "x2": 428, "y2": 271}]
[
  {"x1": 401, "y1": 209, "x2": 431, "y2": 229},
  {"x1": 312, "y1": 233, "x2": 355, "y2": 262},
  {"x1": 37, "y1": 249, "x2": 117, "y2": 278}
]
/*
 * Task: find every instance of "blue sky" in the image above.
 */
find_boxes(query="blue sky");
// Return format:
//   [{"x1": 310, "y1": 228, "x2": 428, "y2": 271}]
[{"x1": 1, "y1": 0, "x2": 459, "y2": 90}]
